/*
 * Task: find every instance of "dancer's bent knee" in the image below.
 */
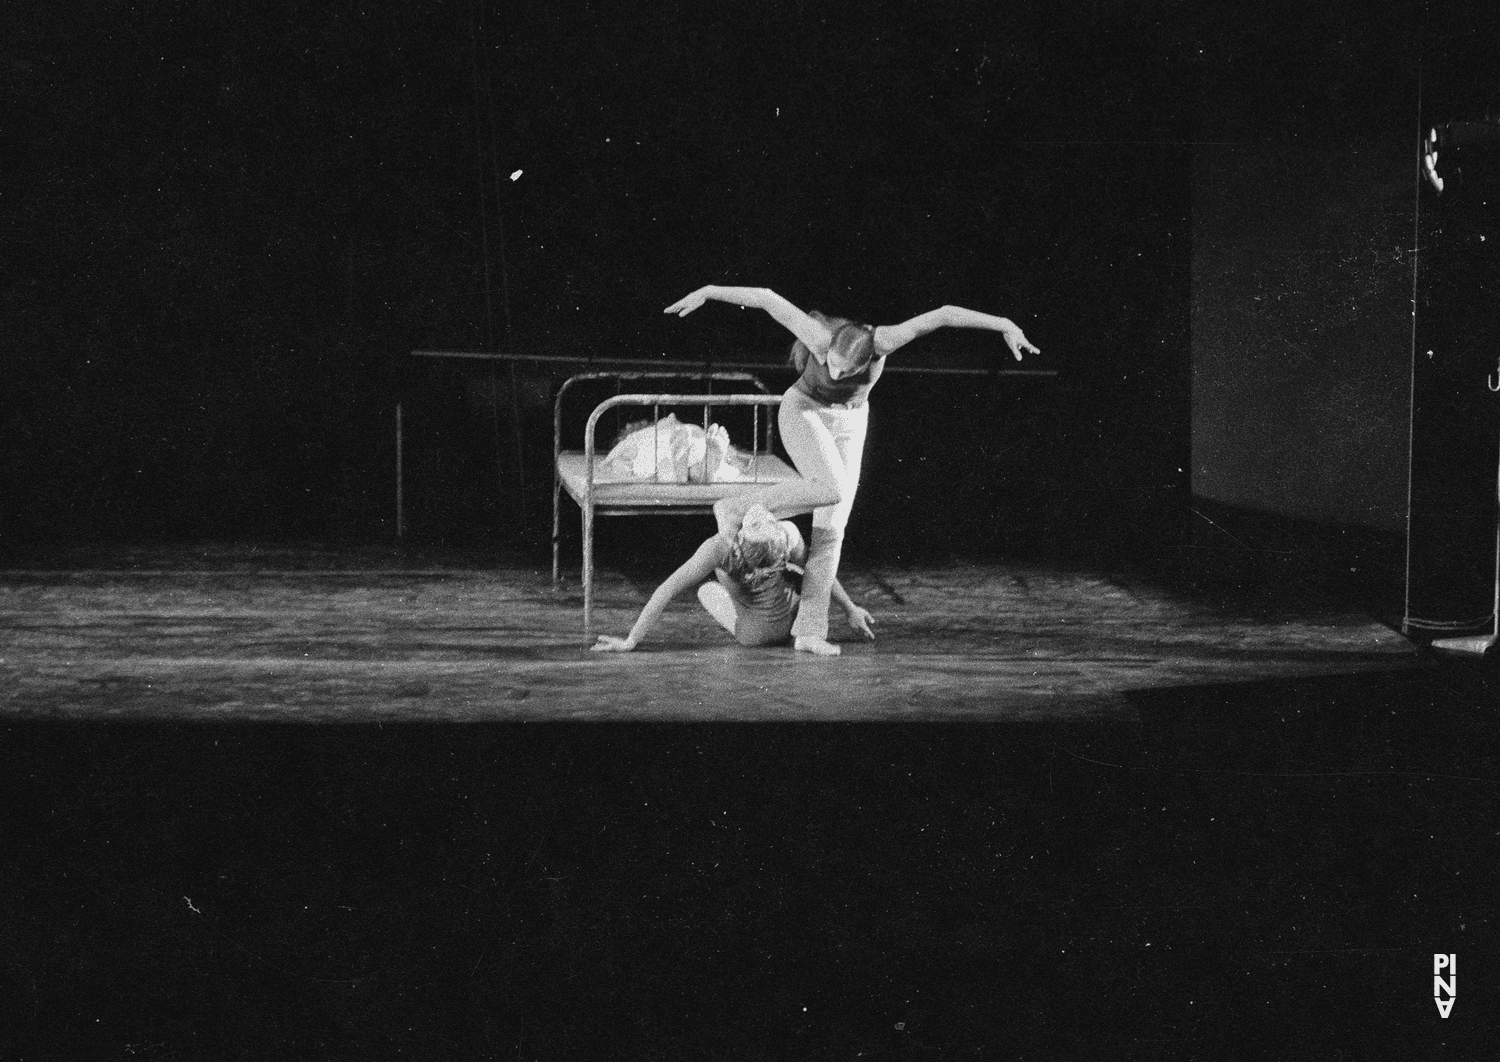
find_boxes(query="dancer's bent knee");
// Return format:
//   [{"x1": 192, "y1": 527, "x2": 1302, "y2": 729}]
[{"x1": 803, "y1": 479, "x2": 844, "y2": 512}]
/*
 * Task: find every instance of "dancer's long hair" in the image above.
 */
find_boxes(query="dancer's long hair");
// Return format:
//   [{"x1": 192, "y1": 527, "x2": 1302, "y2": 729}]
[{"x1": 788, "y1": 311, "x2": 876, "y2": 375}]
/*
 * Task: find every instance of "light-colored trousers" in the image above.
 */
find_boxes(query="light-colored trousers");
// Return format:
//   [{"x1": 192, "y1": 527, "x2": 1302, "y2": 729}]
[{"x1": 774, "y1": 386, "x2": 868, "y2": 639}]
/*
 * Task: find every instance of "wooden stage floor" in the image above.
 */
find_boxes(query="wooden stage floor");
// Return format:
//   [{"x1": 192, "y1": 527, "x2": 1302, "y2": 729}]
[{"x1": 0, "y1": 546, "x2": 1421, "y2": 721}]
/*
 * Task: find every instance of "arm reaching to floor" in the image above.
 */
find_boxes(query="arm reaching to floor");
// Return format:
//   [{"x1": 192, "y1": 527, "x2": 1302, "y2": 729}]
[
  {"x1": 781, "y1": 518, "x2": 873, "y2": 640},
  {"x1": 592, "y1": 534, "x2": 730, "y2": 651},
  {"x1": 830, "y1": 578, "x2": 876, "y2": 641},
  {"x1": 665, "y1": 285, "x2": 834, "y2": 357},
  {"x1": 874, "y1": 305, "x2": 1040, "y2": 362}
]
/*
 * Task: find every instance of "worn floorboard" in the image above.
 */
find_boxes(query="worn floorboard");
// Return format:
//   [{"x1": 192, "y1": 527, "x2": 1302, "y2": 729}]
[{"x1": 0, "y1": 549, "x2": 1419, "y2": 721}]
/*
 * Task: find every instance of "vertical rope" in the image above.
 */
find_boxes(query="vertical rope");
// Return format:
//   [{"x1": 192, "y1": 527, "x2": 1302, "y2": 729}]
[
  {"x1": 468, "y1": 4, "x2": 507, "y2": 526},
  {"x1": 1403, "y1": 18, "x2": 1424, "y2": 630},
  {"x1": 475, "y1": 0, "x2": 527, "y2": 526},
  {"x1": 467, "y1": 10, "x2": 495, "y2": 356}
]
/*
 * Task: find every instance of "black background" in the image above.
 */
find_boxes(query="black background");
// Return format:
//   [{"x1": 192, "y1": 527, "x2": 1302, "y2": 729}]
[
  {"x1": 7, "y1": 1, "x2": 1492, "y2": 568},
  {"x1": 8, "y1": 0, "x2": 1203, "y2": 558}
]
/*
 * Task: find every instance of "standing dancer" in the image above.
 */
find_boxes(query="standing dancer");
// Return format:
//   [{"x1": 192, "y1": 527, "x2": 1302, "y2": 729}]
[{"x1": 664, "y1": 285, "x2": 1040, "y2": 655}]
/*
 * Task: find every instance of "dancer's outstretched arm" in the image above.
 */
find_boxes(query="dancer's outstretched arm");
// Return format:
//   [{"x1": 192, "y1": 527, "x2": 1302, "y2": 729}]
[
  {"x1": 665, "y1": 285, "x2": 834, "y2": 355},
  {"x1": 592, "y1": 534, "x2": 728, "y2": 652},
  {"x1": 875, "y1": 306, "x2": 1041, "y2": 361}
]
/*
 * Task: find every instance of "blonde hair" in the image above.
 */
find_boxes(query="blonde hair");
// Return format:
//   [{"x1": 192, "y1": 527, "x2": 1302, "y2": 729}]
[{"x1": 724, "y1": 516, "x2": 791, "y2": 591}]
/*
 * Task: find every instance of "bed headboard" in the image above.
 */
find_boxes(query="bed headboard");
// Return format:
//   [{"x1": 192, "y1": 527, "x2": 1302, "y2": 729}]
[{"x1": 553, "y1": 370, "x2": 779, "y2": 470}]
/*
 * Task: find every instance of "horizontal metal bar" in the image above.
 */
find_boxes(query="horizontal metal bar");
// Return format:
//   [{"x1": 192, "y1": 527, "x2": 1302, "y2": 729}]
[
  {"x1": 412, "y1": 350, "x2": 1057, "y2": 378},
  {"x1": 555, "y1": 370, "x2": 771, "y2": 388},
  {"x1": 592, "y1": 393, "x2": 785, "y2": 409}
]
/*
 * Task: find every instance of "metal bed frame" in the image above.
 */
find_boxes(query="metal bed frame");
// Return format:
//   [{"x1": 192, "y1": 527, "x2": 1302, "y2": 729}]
[{"x1": 551, "y1": 371, "x2": 800, "y2": 634}]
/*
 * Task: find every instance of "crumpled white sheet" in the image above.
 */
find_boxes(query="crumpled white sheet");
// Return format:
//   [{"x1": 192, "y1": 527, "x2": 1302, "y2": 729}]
[{"x1": 601, "y1": 414, "x2": 749, "y2": 483}]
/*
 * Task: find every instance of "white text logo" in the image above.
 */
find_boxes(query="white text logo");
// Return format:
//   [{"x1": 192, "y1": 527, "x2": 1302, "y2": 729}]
[{"x1": 1434, "y1": 953, "x2": 1456, "y2": 1018}]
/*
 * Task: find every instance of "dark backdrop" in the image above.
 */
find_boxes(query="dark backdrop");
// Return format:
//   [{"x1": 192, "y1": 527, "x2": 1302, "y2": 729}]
[
  {"x1": 1186, "y1": 1, "x2": 1499, "y2": 606},
  {"x1": 1190, "y1": 2, "x2": 1500, "y2": 533},
  {"x1": 3, "y1": 0, "x2": 1196, "y2": 564},
  {"x1": 9, "y1": 1, "x2": 1495, "y2": 572}
]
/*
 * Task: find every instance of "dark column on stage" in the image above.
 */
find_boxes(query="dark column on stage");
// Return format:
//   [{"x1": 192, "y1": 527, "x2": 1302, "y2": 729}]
[{"x1": 1404, "y1": 119, "x2": 1500, "y2": 640}]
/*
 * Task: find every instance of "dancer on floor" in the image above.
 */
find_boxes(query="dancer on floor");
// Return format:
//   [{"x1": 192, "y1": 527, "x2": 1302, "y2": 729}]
[
  {"x1": 662, "y1": 285, "x2": 1040, "y2": 654},
  {"x1": 590, "y1": 503, "x2": 875, "y2": 652}
]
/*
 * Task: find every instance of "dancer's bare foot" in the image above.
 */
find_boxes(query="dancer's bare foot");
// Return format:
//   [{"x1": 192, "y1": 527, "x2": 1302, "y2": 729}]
[
  {"x1": 794, "y1": 635, "x2": 841, "y2": 656},
  {"x1": 669, "y1": 432, "x2": 704, "y2": 483},
  {"x1": 702, "y1": 424, "x2": 730, "y2": 482}
]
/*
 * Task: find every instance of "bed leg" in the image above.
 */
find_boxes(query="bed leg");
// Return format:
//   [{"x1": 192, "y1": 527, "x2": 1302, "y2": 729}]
[
  {"x1": 583, "y1": 503, "x2": 594, "y2": 638},
  {"x1": 551, "y1": 478, "x2": 561, "y2": 586}
]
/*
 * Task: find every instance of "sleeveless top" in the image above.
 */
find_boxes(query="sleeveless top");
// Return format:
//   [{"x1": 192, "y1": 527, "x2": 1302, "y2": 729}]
[
  {"x1": 793, "y1": 344, "x2": 887, "y2": 407},
  {"x1": 714, "y1": 568, "x2": 800, "y2": 647}
]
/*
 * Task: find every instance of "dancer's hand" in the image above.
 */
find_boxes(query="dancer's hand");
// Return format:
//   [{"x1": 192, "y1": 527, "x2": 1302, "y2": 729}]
[
  {"x1": 664, "y1": 286, "x2": 715, "y2": 317},
  {"x1": 591, "y1": 635, "x2": 637, "y2": 652},
  {"x1": 845, "y1": 606, "x2": 876, "y2": 641},
  {"x1": 999, "y1": 322, "x2": 1040, "y2": 361}
]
